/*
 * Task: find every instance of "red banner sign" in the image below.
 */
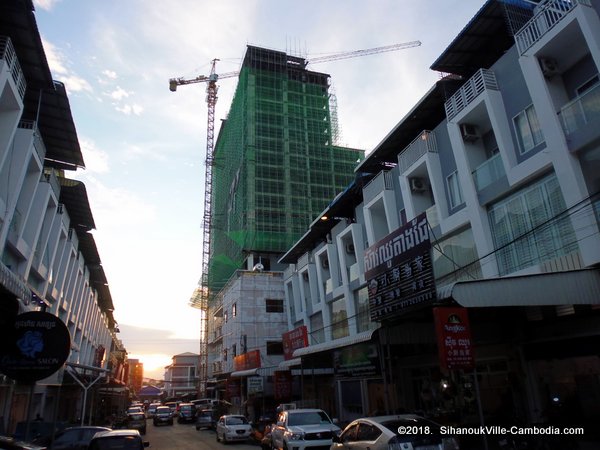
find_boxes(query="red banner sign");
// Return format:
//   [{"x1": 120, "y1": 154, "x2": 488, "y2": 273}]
[
  {"x1": 233, "y1": 349, "x2": 261, "y2": 371},
  {"x1": 433, "y1": 307, "x2": 474, "y2": 370},
  {"x1": 282, "y1": 326, "x2": 308, "y2": 360},
  {"x1": 274, "y1": 371, "x2": 292, "y2": 401}
]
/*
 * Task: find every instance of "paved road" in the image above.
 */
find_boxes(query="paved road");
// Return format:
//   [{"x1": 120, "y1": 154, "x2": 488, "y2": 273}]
[{"x1": 143, "y1": 419, "x2": 259, "y2": 450}]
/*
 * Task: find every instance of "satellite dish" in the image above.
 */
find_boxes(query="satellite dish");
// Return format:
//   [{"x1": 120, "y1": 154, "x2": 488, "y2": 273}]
[{"x1": 252, "y1": 263, "x2": 265, "y2": 272}]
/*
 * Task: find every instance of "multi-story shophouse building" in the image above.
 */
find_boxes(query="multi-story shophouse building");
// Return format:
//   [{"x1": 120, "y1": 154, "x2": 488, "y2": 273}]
[
  {"x1": 199, "y1": 45, "x2": 364, "y2": 406},
  {"x1": 164, "y1": 353, "x2": 200, "y2": 400},
  {"x1": 0, "y1": 0, "x2": 127, "y2": 432},
  {"x1": 280, "y1": 0, "x2": 600, "y2": 433}
]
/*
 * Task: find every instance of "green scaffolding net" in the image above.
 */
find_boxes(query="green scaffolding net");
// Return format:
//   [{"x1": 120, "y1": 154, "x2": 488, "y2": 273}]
[{"x1": 208, "y1": 46, "x2": 364, "y2": 293}]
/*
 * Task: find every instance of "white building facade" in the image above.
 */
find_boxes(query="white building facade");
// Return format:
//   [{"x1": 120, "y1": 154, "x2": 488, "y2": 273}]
[
  {"x1": 281, "y1": 0, "x2": 600, "y2": 428},
  {"x1": 0, "y1": 1, "x2": 126, "y2": 433}
]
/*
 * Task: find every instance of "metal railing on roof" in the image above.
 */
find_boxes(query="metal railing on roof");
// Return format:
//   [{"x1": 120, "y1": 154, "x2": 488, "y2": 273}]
[
  {"x1": 0, "y1": 36, "x2": 27, "y2": 100},
  {"x1": 515, "y1": 0, "x2": 591, "y2": 55},
  {"x1": 398, "y1": 130, "x2": 438, "y2": 173},
  {"x1": 445, "y1": 69, "x2": 498, "y2": 121}
]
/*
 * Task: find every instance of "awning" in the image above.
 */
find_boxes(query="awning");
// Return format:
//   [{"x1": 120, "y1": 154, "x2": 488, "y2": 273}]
[
  {"x1": 230, "y1": 366, "x2": 278, "y2": 378},
  {"x1": 278, "y1": 358, "x2": 301, "y2": 369},
  {"x1": 437, "y1": 269, "x2": 600, "y2": 307},
  {"x1": 292, "y1": 328, "x2": 379, "y2": 358}
]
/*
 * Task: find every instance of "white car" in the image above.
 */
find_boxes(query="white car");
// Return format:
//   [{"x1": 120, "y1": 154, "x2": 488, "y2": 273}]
[
  {"x1": 331, "y1": 415, "x2": 459, "y2": 450},
  {"x1": 271, "y1": 408, "x2": 341, "y2": 450},
  {"x1": 216, "y1": 415, "x2": 253, "y2": 443}
]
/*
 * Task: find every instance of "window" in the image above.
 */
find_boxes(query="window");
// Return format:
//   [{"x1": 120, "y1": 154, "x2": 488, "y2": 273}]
[
  {"x1": 232, "y1": 303, "x2": 237, "y2": 317},
  {"x1": 266, "y1": 341, "x2": 284, "y2": 355},
  {"x1": 488, "y1": 174, "x2": 577, "y2": 275},
  {"x1": 330, "y1": 297, "x2": 349, "y2": 339},
  {"x1": 224, "y1": 311, "x2": 228, "y2": 323},
  {"x1": 447, "y1": 171, "x2": 464, "y2": 209},
  {"x1": 232, "y1": 344, "x2": 237, "y2": 357},
  {"x1": 355, "y1": 288, "x2": 372, "y2": 333},
  {"x1": 266, "y1": 298, "x2": 284, "y2": 313},
  {"x1": 513, "y1": 105, "x2": 544, "y2": 154},
  {"x1": 223, "y1": 348, "x2": 228, "y2": 361},
  {"x1": 575, "y1": 74, "x2": 599, "y2": 96}
]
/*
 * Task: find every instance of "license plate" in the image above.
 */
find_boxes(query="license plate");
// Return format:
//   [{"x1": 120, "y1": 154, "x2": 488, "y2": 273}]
[{"x1": 415, "y1": 446, "x2": 438, "y2": 450}]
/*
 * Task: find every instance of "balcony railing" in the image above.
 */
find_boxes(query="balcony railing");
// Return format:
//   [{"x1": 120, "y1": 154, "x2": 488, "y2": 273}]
[
  {"x1": 472, "y1": 152, "x2": 506, "y2": 191},
  {"x1": 445, "y1": 69, "x2": 498, "y2": 121},
  {"x1": 515, "y1": 0, "x2": 590, "y2": 55},
  {"x1": 19, "y1": 121, "x2": 48, "y2": 162},
  {"x1": 559, "y1": 82, "x2": 600, "y2": 135},
  {"x1": 398, "y1": 130, "x2": 437, "y2": 173},
  {"x1": 426, "y1": 205, "x2": 440, "y2": 229},
  {"x1": 42, "y1": 171, "x2": 61, "y2": 198},
  {"x1": 363, "y1": 170, "x2": 394, "y2": 203},
  {"x1": 0, "y1": 36, "x2": 27, "y2": 99}
]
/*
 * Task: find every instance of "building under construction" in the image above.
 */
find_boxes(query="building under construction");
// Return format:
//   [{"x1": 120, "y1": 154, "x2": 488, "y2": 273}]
[{"x1": 208, "y1": 45, "x2": 364, "y2": 294}]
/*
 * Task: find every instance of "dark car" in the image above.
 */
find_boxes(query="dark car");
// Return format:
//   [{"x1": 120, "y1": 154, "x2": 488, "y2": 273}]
[
  {"x1": 37, "y1": 426, "x2": 110, "y2": 450},
  {"x1": 195, "y1": 409, "x2": 216, "y2": 430},
  {"x1": 88, "y1": 430, "x2": 149, "y2": 450},
  {"x1": 0, "y1": 435, "x2": 47, "y2": 450},
  {"x1": 153, "y1": 406, "x2": 173, "y2": 426},
  {"x1": 177, "y1": 403, "x2": 196, "y2": 424},
  {"x1": 125, "y1": 413, "x2": 147, "y2": 435}
]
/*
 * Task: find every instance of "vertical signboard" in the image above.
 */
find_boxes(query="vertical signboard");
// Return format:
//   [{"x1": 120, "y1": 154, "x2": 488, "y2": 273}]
[
  {"x1": 433, "y1": 307, "x2": 474, "y2": 370},
  {"x1": 282, "y1": 326, "x2": 308, "y2": 360},
  {"x1": 274, "y1": 371, "x2": 292, "y2": 401},
  {"x1": 365, "y1": 212, "x2": 436, "y2": 320}
]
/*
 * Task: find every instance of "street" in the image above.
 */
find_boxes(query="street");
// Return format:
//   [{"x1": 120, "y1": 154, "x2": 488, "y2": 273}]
[{"x1": 143, "y1": 419, "x2": 259, "y2": 450}]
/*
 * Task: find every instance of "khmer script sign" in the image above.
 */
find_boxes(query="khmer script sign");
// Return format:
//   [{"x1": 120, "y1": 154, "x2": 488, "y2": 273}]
[{"x1": 364, "y1": 212, "x2": 436, "y2": 321}]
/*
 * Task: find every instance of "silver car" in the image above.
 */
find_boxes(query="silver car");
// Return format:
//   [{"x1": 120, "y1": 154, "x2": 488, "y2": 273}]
[{"x1": 216, "y1": 415, "x2": 252, "y2": 443}]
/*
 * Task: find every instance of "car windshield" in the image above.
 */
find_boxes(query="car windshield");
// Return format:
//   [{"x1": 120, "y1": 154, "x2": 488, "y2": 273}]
[
  {"x1": 181, "y1": 405, "x2": 193, "y2": 411},
  {"x1": 89, "y1": 436, "x2": 142, "y2": 450},
  {"x1": 287, "y1": 411, "x2": 331, "y2": 426},
  {"x1": 226, "y1": 416, "x2": 248, "y2": 425},
  {"x1": 156, "y1": 407, "x2": 170, "y2": 414}
]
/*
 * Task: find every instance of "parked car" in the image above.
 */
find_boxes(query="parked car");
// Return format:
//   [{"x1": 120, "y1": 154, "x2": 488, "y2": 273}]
[
  {"x1": 195, "y1": 409, "x2": 216, "y2": 430},
  {"x1": 153, "y1": 406, "x2": 173, "y2": 426},
  {"x1": 271, "y1": 408, "x2": 340, "y2": 450},
  {"x1": 146, "y1": 403, "x2": 161, "y2": 419},
  {"x1": 13, "y1": 421, "x2": 67, "y2": 443},
  {"x1": 0, "y1": 435, "x2": 47, "y2": 450},
  {"x1": 177, "y1": 403, "x2": 196, "y2": 424},
  {"x1": 125, "y1": 413, "x2": 147, "y2": 435},
  {"x1": 331, "y1": 415, "x2": 459, "y2": 450},
  {"x1": 215, "y1": 415, "x2": 253, "y2": 443},
  {"x1": 87, "y1": 430, "x2": 149, "y2": 450},
  {"x1": 164, "y1": 402, "x2": 178, "y2": 417},
  {"x1": 126, "y1": 406, "x2": 144, "y2": 415},
  {"x1": 36, "y1": 426, "x2": 110, "y2": 450}
]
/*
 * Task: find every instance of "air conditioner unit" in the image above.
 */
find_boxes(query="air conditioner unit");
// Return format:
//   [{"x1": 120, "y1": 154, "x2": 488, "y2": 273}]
[
  {"x1": 410, "y1": 177, "x2": 426, "y2": 192},
  {"x1": 460, "y1": 123, "x2": 479, "y2": 142},
  {"x1": 539, "y1": 57, "x2": 559, "y2": 77},
  {"x1": 345, "y1": 243, "x2": 355, "y2": 254}
]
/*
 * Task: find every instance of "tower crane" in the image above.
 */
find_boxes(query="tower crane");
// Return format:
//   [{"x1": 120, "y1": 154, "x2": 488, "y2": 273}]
[{"x1": 168, "y1": 40, "x2": 421, "y2": 396}]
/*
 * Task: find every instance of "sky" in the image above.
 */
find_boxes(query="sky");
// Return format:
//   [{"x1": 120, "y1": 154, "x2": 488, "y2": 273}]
[{"x1": 32, "y1": 0, "x2": 485, "y2": 379}]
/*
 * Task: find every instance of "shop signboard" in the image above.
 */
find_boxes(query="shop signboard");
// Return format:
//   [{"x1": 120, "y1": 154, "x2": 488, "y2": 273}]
[
  {"x1": 247, "y1": 376, "x2": 264, "y2": 395},
  {"x1": 226, "y1": 378, "x2": 241, "y2": 399},
  {"x1": 333, "y1": 343, "x2": 380, "y2": 377},
  {"x1": 233, "y1": 349, "x2": 261, "y2": 371},
  {"x1": 282, "y1": 326, "x2": 308, "y2": 360},
  {"x1": 365, "y1": 212, "x2": 436, "y2": 321},
  {"x1": 0, "y1": 311, "x2": 71, "y2": 383},
  {"x1": 433, "y1": 307, "x2": 474, "y2": 370},
  {"x1": 274, "y1": 371, "x2": 292, "y2": 400}
]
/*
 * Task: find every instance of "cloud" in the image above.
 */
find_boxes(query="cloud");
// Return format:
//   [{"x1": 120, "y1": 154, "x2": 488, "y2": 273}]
[
  {"x1": 107, "y1": 86, "x2": 130, "y2": 101},
  {"x1": 80, "y1": 138, "x2": 110, "y2": 173},
  {"x1": 33, "y1": 0, "x2": 61, "y2": 11},
  {"x1": 41, "y1": 38, "x2": 93, "y2": 94},
  {"x1": 115, "y1": 103, "x2": 144, "y2": 116},
  {"x1": 103, "y1": 70, "x2": 117, "y2": 80}
]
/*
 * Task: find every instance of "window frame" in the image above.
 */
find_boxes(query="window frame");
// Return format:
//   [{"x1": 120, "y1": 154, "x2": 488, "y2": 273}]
[
  {"x1": 266, "y1": 298, "x2": 284, "y2": 313},
  {"x1": 446, "y1": 170, "x2": 464, "y2": 209},
  {"x1": 512, "y1": 104, "x2": 544, "y2": 155}
]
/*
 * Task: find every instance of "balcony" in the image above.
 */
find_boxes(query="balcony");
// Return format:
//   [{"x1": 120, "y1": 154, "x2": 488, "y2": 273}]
[
  {"x1": 559, "y1": 82, "x2": 600, "y2": 135},
  {"x1": 0, "y1": 36, "x2": 27, "y2": 99},
  {"x1": 363, "y1": 170, "x2": 394, "y2": 203},
  {"x1": 445, "y1": 69, "x2": 498, "y2": 121},
  {"x1": 398, "y1": 130, "x2": 437, "y2": 173},
  {"x1": 426, "y1": 205, "x2": 440, "y2": 229},
  {"x1": 19, "y1": 121, "x2": 47, "y2": 162},
  {"x1": 472, "y1": 152, "x2": 506, "y2": 191},
  {"x1": 515, "y1": 0, "x2": 590, "y2": 55}
]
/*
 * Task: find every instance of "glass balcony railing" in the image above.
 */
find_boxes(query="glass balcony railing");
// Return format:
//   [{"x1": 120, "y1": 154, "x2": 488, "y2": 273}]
[
  {"x1": 349, "y1": 263, "x2": 360, "y2": 282},
  {"x1": 559, "y1": 82, "x2": 600, "y2": 135},
  {"x1": 472, "y1": 152, "x2": 506, "y2": 191}
]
